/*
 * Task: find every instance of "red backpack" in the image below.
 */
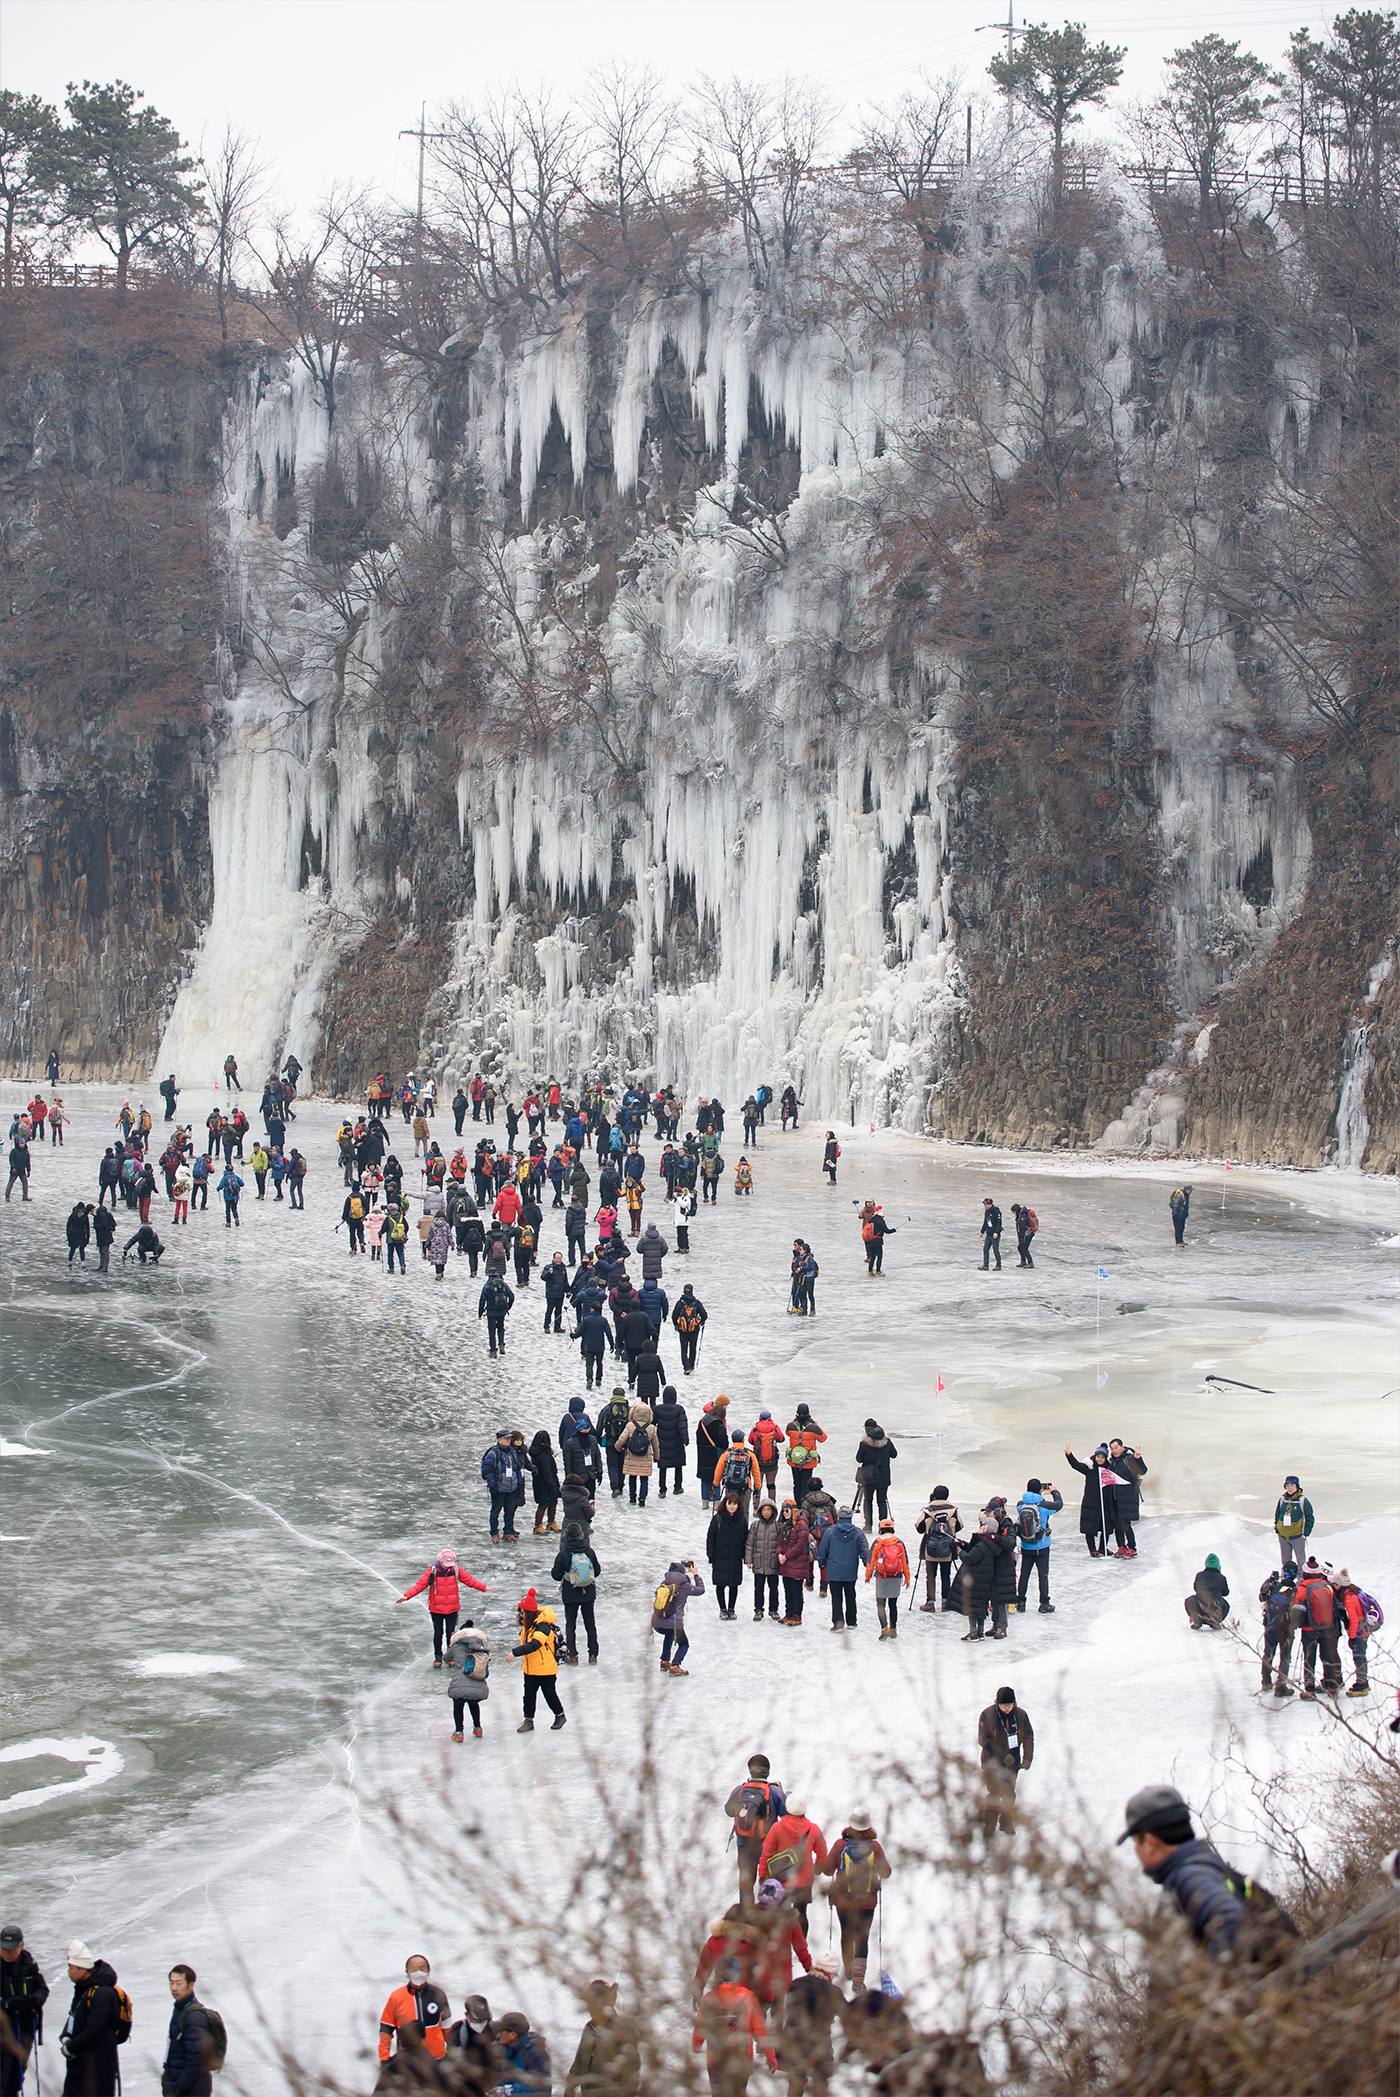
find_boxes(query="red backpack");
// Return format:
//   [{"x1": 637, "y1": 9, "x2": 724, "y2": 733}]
[{"x1": 872, "y1": 1538, "x2": 905, "y2": 1577}]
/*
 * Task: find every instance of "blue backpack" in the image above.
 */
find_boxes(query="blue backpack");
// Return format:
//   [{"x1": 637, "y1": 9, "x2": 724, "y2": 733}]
[{"x1": 565, "y1": 1552, "x2": 596, "y2": 1588}]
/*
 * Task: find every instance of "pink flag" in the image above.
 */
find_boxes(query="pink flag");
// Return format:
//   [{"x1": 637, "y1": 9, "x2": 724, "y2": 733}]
[{"x1": 936, "y1": 1374, "x2": 945, "y2": 1392}]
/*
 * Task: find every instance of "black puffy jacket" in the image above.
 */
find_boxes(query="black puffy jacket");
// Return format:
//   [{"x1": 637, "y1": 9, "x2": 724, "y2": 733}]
[
  {"x1": 855, "y1": 1431, "x2": 897, "y2": 1492},
  {"x1": 655, "y1": 1395, "x2": 690, "y2": 1461},
  {"x1": 706, "y1": 1504, "x2": 749, "y2": 1580},
  {"x1": 63, "y1": 1960, "x2": 121, "y2": 2097},
  {"x1": 563, "y1": 1432, "x2": 603, "y2": 1486},
  {"x1": 991, "y1": 1521, "x2": 1019, "y2": 1602},
  {"x1": 959, "y1": 1534, "x2": 998, "y2": 1610}
]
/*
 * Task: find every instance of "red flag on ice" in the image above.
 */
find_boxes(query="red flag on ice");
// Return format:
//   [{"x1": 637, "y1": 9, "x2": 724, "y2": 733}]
[{"x1": 936, "y1": 1375, "x2": 945, "y2": 1392}]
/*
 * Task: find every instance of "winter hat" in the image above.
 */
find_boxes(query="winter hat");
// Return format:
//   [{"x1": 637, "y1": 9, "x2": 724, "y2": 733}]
[
  {"x1": 760, "y1": 1498, "x2": 776, "y2": 1516},
  {"x1": 1027, "y1": 1479, "x2": 1042, "y2": 1494},
  {"x1": 575, "y1": 1414, "x2": 594, "y2": 1435},
  {"x1": 497, "y1": 2013, "x2": 530, "y2": 2037},
  {"x1": 846, "y1": 1807, "x2": 874, "y2": 1833},
  {"x1": 837, "y1": 1505, "x2": 853, "y2": 1522},
  {"x1": 796, "y1": 1403, "x2": 811, "y2": 1420},
  {"x1": 748, "y1": 1754, "x2": 771, "y2": 1777},
  {"x1": 1093, "y1": 1444, "x2": 1109, "y2": 1457},
  {"x1": 1331, "y1": 1568, "x2": 1353, "y2": 1587},
  {"x1": 995, "y1": 1687, "x2": 1016, "y2": 1708},
  {"x1": 1204, "y1": 1555, "x2": 1220, "y2": 1570},
  {"x1": 1283, "y1": 1475, "x2": 1300, "y2": 1487},
  {"x1": 714, "y1": 1392, "x2": 730, "y2": 1408},
  {"x1": 1302, "y1": 1556, "x2": 1324, "y2": 1576},
  {"x1": 67, "y1": 1942, "x2": 96, "y2": 1967},
  {"x1": 563, "y1": 1522, "x2": 584, "y2": 1541},
  {"x1": 759, "y1": 1410, "x2": 772, "y2": 1422},
  {"x1": 786, "y1": 1793, "x2": 807, "y2": 1816},
  {"x1": 756, "y1": 1879, "x2": 785, "y2": 1906},
  {"x1": 864, "y1": 1418, "x2": 879, "y2": 1435},
  {"x1": 519, "y1": 1588, "x2": 539, "y2": 1614}
]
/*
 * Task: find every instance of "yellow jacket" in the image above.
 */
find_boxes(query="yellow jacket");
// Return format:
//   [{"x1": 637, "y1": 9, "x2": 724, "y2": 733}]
[{"x1": 517, "y1": 1607, "x2": 559, "y2": 1676}]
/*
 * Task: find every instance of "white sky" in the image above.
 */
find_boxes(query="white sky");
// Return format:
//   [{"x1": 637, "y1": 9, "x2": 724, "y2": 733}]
[{"x1": 2, "y1": 0, "x2": 1332, "y2": 215}]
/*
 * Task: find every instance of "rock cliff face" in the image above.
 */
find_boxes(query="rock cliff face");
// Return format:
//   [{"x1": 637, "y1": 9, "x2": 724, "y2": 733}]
[
  {"x1": 0, "y1": 290, "x2": 228, "y2": 1079},
  {"x1": 1, "y1": 192, "x2": 1393, "y2": 1170}
]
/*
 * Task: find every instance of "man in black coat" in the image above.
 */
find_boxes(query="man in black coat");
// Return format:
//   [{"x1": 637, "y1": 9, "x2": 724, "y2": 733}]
[
  {"x1": 162, "y1": 1966, "x2": 212, "y2": 2097},
  {"x1": 1107, "y1": 1439, "x2": 1147, "y2": 1556},
  {"x1": 60, "y1": 1944, "x2": 121, "y2": 2097},
  {"x1": 854, "y1": 1420, "x2": 897, "y2": 1531},
  {"x1": 654, "y1": 1385, "x2": 689, "y2": 1494},
  {"x1": 621, "y1": 1302, "x2": 655, "y2": 1383},
  {"x1": 695, "y1": 1402, "x2": 730, "y2": 1507},
  {"x1": 986, "y1": 1500, "x2": 1019, "y2": 1637},
  {"x1": 0, "y1": 1925, "x2": 48, "y2": 2097},
  {"x1": 977, "y1": 1688, "x2": 1034, "y2": 1836},
  {"x1": 980, "y1": 1197, "x2": 1002, "y2": 1271},
  {"x1": 632, "y1": 1347, "x2": 667, "y2": 1405},
  {"x1": 91, "y1": 1204, "x2": 118, "y2": 1272}
]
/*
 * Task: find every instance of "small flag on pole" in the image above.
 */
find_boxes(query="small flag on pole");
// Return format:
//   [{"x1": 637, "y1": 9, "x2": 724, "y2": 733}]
[
  {"x1": 1097, "y1": 1371, "x2": 1109, "y2": 1388},
  {"x1": 936, "y1": 1374, "x2": 945, "y2": 1392},
  {"x1": 1098, "y1": 1265, "x2": 1109, "y2": 1280}
]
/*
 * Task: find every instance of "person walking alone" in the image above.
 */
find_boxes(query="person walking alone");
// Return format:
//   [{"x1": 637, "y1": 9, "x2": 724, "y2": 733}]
[
  {"x1": 512, "y1": 1591, "x2": 567, "y2": 1731},
  {"x1": 979, "y1": 1197, "x2": 1002, "y2": 1271},
  {"x1": 977, "y1": 1688, "x2": 1034, "y2": 1837}
]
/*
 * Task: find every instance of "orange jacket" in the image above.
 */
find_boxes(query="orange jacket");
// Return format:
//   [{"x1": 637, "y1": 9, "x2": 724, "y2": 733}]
[
  {"x1": 378, "y1": 1980, "x2": 448, "y2": 2061},
  {"x1": 758, "y1": 1812, "x2": 827, "y2": 1891},
  {"x1": 751, "y1": 1916, "x2": 812, "y2": 2001},
  {"x1": 692, "y1": 1984, "x2": 773, "y2": 2065},
  {"x1": 786, "y1": 1421, "x2": 827, "y2": 1469},
  {"x1": 749, "y1": 1420, "x2": 784, "y2": 1463},
  {"x1": 714, "y1": 1447, "x2": 761, "y2": 1492},
  {"x1": 866, "y1": 1537, "x2": 911, "y2": 1583}
]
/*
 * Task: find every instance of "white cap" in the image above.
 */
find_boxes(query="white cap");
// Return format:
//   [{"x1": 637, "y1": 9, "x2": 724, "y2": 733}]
[{"x1": 68, "y1": 1941, "x2": 96, "y2": 1966}]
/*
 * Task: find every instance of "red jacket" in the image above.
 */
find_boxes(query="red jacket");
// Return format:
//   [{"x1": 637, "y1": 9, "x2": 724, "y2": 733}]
[
  {"x1": 758, "y1": 1812, "x2": 826, "y2": 1891},
  {"x1": 402, "y1": 1560, "x2": 486, "y2": 1613},
  {"x1": 749, "y1": 1420, "x2": 784, "y2": 1463},
  {"x1": 751, "y1": 1916, "x2": 812, "y2": 2001},
  {"x1": 693, "y1": 1984, "x2": 773, "y2": 2065},
  {"x1": 493, "y1": 1186, "x2": 522, "y2": 1226}
]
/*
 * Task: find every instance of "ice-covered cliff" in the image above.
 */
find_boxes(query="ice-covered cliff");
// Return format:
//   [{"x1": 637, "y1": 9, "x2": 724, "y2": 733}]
[{"x1": 3, "y1": 169, "x2": 1391, "y2": 1167}]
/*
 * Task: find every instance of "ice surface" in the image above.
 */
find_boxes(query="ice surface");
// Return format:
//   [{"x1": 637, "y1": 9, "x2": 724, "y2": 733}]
[
  {"x1": 129, "y1": 1654, "x2": 245, "y2": 1678},
  {"x1": 2, "y1": 1084, "x2": 1396, "y2": 2089}
]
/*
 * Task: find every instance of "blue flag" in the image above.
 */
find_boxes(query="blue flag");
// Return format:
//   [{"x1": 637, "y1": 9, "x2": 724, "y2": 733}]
[{"x1": 1098, "y1": 1265, "x2": 1109, "y2": 1280}]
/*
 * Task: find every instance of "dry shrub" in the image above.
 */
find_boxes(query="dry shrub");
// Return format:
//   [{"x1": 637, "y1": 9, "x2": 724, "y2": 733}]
[{"x1": 263, "y1": 1684, "x2": 1398, "y2": 2096}]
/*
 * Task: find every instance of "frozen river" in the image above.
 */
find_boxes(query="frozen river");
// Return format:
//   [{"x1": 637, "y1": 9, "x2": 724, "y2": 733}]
[{"x1": 2, "y1": 1083, "x2": 1396, "y2": 2090}]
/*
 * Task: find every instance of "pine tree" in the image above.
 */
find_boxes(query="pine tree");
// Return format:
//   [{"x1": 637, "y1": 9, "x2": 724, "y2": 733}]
[
  {"x1": 989, "y1": 22, "x2": 1127, "y2": 206},
  {"x1": 49, "y1": 79, "x2": 204, "y2": 292}
]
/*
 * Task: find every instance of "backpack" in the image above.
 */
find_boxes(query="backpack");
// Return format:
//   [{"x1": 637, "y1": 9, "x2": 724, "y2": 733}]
[
  {"x1": 1217, "y1": 1869, "x2": 1299, "y2": 1962},
  {"x1": 518, "y1": 1224, "x2": 535, "y2": 1251},
  {"x1": 733, "y1": 1782, "x2": 771, "y2": 1838},
  {"x1": 349, "y1": 1196, "x2": 364, "y2": 1220},
  {"x1": 179, "y1": 2000, "x2": 227, "y2": 2072},
  {"x1": 111, "y1": 1984, "x2": 134, "y2": 2046},
  {"x1": 872, "y1": 1538, "x2": 904, "y2": 1577},
  {"x1": 654, "y1": 1578, "x2": 677, "y2": 1615},
  {"x1": 629, "y1": 1424, "x2": 651, "y2": 1458},
  {"x1": 460, "y1": 1644, "x2": 489, "y2": 1680},
  {"x1": 1024, "y1": 1209, "x2": 1038, "y2": 1237},
  {"x1": 1358, "y1": 1589, "x2": 1384, "y2": 1632},
  {"x1": 722, "y1": 1450, "x2": 751, "y2": 1491},
  {"x1": 862, "y1": 1219, "x2": 876, "y2": 1241},
  {"x1": 568, "y1": 1552, "x2": 597, "y2": 1589},
  {"x1": 551, "y1": 1625, "x2": 567, "y2": 1665},
  {"x1": 389, "y1": 1217, "x2": 407, "y2": 1241},
  {"x1": 1017, "y1": 1503, "x2": 1044, "y2": 1545},
  {"x1": 837, "y1": 1840, "x2": 881, "y2": 1902},
  {"x1": 1303, "y1": 1577, "x2": 1334, "y2": 1627},
  {"x1": 487, "y1": 1280, "x2": 509, "y2": 1314}
]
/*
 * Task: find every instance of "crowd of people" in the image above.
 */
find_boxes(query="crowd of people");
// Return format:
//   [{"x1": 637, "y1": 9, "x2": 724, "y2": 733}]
[{"x1": 2, "y1": 1755, "x2": 1337, "y2": 2097}]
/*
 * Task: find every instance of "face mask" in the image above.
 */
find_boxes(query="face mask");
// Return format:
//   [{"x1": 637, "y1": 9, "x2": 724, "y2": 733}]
[{"x1": 406, "y1": 1974, "x2": 429, "y2": 1991}]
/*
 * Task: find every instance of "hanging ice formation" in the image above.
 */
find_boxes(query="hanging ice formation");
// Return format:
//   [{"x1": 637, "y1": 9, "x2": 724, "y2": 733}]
[
  {"x1": 156, "y1": 221, "x2": 1321, "y2": 1133},
  {"x1": 1332, "y1": 948, "x2": 1394, "y2": 1170}
]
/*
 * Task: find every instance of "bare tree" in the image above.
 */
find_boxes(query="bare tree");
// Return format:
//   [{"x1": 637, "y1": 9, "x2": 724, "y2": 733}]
[
  {"x1": 579, "y1": 62, "x2": 676, "y2": 260},
  {"x1": 689, "y1": 74, "x2": 779, "y2": 283},
  {"x1": 430, "y1": 89, "x2": 581, "y2": 310},
  {"x1": 246, "y1": 185, "x2": 380, "y2": 427},
  {"x1": 198, "y1": 124, "x2": 269, "y2": 341},
  {"x1": 853, "y1": 71, "x2": 966, "y2": 244}
]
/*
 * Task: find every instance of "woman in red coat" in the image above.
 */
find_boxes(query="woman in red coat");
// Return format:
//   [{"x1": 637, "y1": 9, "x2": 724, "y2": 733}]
[{"x1": 397, "y1": 1549, "x2": 487, "y2": 1665}]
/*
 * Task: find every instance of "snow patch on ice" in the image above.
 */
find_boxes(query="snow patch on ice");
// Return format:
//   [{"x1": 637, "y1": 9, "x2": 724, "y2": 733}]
[
  {"x1": 0, "y1": 1439, "x2": 50, "y2": 1457},
  {"x1": 130, "y1": 1653, "x2": 245, "y2": 1678},
  {"x1": 0, "y1": 1736, "x2": 124, "y2": 1816}
]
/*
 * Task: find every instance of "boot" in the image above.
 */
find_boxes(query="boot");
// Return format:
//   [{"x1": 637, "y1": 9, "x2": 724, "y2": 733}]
[
  {"x1": 1038, "y1": 1602, "x2": 1056, "y2": 1613},
  {"x1": 550, "y1": 1711, "x2": 567, "y2": 1730},
  {"x1": 919, "y1": 1602, "x2": 937, "y2": 1613},
  {"x1": 1273, "y1": 1680, "x2": 1294, "y2": 1697},
  {"x1": 1346, "y1": 1681, "x2": 1370, "y2": 1697},
  {"x1": 517, "y1": 1719, "x2": 535, "y2": 1732}
]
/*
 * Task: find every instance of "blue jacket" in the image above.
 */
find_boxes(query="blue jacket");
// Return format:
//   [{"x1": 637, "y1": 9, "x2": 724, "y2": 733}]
[
  {"x1": 478, "y1": 1278, "x2": 516, "y2": 1318},
  {"x1": 499, "y1": 2029, "x2": 550, "y2": 2093},
  {"x1": 560, "y1": 1397, "x2": 586, "y2": 1443},
  {"x1": 1016, "y1": 1488, "x2": 1063, "y2": 1552},
  {"x1": 1148, "y1": 1838, "x2": 1248, "y2": 1951},
  {"x1": 575, "y1": 1309, "x2": 615, "y2": 1354},
  {"x1": 164, "y1": 1996, "x2": 212, "y2": 2094},
  {"x1": 818, "y1": 1518, "x2": 871, "y2": 1583},
  {"x1": 639, "y1": 1281, "x2": 669, "y2": 1331},
  {"x1": 481, "y1": 1443, "x2": 524, "y2": 1495},
  {"x1": 217, "y1": 1170, "x2": 243, "y2": 1200}
]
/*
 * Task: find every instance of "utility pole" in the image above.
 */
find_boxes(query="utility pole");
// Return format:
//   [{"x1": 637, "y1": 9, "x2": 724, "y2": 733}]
[
  {"x1": 398, "y1": 103, "x2": 447, "y2": 327},
  {"x1": 975, "y1": 7, "x2": 1027, "y2": 129}
]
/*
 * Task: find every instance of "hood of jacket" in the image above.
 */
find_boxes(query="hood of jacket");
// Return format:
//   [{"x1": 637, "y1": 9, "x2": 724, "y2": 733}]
[
  {"x1": 863, "y1": 1428, "x2": 890, "y2": 1448},
  {"x1": 629, "y1": 1403, "x2": 653, "y2": 1425},
  {"x1": 79, "y1": 1961, "x2": 119, "y2": 1993}
]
